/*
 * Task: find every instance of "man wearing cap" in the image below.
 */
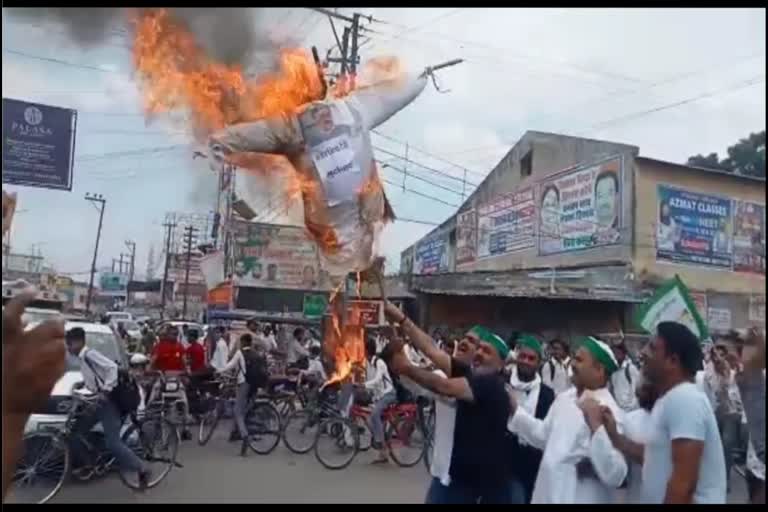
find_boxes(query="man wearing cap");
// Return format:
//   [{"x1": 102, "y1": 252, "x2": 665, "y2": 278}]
[
  {"x1": 505, "y1": 334, "x2": 556, "y2": 503},
  {"x1": 506, "y1": 336, "x2": 628, "y2": 503},
  {"x1": 385, "y1": 304, "x2": 512, "y2": 504}
]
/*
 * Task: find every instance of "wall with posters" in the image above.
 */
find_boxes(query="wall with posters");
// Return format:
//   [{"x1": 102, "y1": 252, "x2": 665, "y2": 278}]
[
  {"x1": 634, "y1": 157, "x2": 765, "y2": 295},
  {"x1": 655, "y1": 185, "x2": 733, "y2": 268},
  {"x1": 414, "y1": 232, "x2": 450, "y2": 275},
  {"x1": 455, "y1": 210, "x2": 477, "y2": 266},
  {"x1": 476, "y1": 188, "x2": 535, "y2": 259},
  {"x1": 538, "y1": 156, "x2": 623, "y2": 256},
  {"x1": 231, "y1": 220, "x2": 325, "y2": 290},
  {"x1": 732, "y1": 200, "x2": 766, "y2": 274}
]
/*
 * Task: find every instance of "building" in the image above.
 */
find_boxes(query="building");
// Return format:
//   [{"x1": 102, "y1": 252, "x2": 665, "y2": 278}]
[{"x1": 401, "y1": 131, "x2": 765, "y2": 344}]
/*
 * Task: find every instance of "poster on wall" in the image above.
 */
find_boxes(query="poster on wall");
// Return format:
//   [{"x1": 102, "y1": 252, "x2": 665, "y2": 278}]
[
  {"x1": 748, "y1": 296, "x2": 765, "y2": 324},
  {"x1": 231, "y1": 220, "x2": 324, "y2": 289},
  {"x1": 2, "y1": 98, "x2": 77, "y2": 191},
  {"x1": 707, "y1": 307, "x2": 732, "y2": 333},
  {"x1": 414, "y1": 234, "x2": 448, "y2": 275},
  {"x1": 689, "y1": 292, "x2": 708, "y2": 320},
  {"x1": 477, "y1": 188, "x2": 535, "y2": 259},
  {"x1": 538, "y1": 157, "x2": 622, "y2": 255},
  {"x1": 656, "y1": 185, "x2": 733, "y2": 268},
  {"x1": 732, "y1": 200, "x2": 765, "y2": 274},
  {"x1": 456, "y1": 210, "x2": 477, "y2": 265}
]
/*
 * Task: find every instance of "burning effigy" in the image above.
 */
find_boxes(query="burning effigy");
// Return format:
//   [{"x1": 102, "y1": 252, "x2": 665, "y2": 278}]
[{"x1": 129, "y1": 8, "x2": 459, "y2": 384}]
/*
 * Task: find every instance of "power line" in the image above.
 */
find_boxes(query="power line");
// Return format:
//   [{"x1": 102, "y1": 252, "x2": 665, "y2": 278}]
[
  {"x1": 373, "y1": 145, "x2": 479, "y2": 187},
  {"x1": 365, "y1": 8, "x2": 463, "y2": 53},
  {"x1": 375, "y1": 159, "x2": 469, "y2": 197},
  {"x1": 3, "y1": 48, "x2": 126, "y2": 74}
]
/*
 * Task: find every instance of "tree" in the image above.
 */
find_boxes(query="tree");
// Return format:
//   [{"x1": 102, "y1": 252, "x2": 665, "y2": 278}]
[{"x1": 686, "y1": 130, "x2": 765, "y2": 178}]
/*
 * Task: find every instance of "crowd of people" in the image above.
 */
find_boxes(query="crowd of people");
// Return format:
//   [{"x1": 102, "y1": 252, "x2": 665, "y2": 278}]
[
  {"x1": 1, "y1": 288, "x2": 765, "y2": 504},
  {"x1": 382, "y1": 303, "x2": 765, "y2": 504}
]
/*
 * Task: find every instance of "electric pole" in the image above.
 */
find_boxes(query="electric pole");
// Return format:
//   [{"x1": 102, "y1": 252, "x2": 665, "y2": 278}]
[
  {"x1": 181, "y1": 225, "x2": 199, "y2": 320},
  {"x1": 160, "y1": 217, "x2": 177, "y2": 320},
  {"x1": 84, "y1": 193, "x2": 106, "y2": 315},
  {"x1": 124, "y1": 240, "x2": 136, "y2": 307}
]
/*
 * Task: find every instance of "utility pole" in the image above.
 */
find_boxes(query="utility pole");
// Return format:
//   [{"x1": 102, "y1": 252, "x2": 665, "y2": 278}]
[
  {"x1": 125, "y1": 240, "x2": 136, "y2": 307},
  {"x1": 181, "y1": 225, "x2": 199, "y2": 320},
  {"x1": 160, "y1": 217, "x2": 177, "y2": 320},
  {"x1": 84, "y1": 193, "x2": 106, "y2": 315}
]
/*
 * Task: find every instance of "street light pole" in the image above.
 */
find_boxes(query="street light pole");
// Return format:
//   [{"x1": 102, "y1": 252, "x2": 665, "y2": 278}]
[
  {"x1": 125, "y1": 240, "x2": 136, "y2": 307},
  {"x1": 84, "y1": 193, "x2": 106, "y2": 315}
]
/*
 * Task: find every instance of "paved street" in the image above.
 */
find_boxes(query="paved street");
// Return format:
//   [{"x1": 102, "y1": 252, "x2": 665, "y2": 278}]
[
  {"x1": 52, "y1": 436, "x2": 430, "y2": 503},
  {"x1": 49, "y1": 432, "x2": 750, "y2": 504}
]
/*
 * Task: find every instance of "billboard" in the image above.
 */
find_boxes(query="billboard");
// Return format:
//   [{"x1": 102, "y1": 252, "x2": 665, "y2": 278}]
[
  {"x1": 99, "y1": 272, "x2": 128, "y2": 297},
  {"x1": 656, "y1": 185, "x2": 732, "y2": 268},
  {"x1": 538, "y1": 157, "x2": 623, "y2": 255},
  {"x1": 2, "y1": 98, "x2": 77, "y2": 191},
  {"x1": 455, "y1": 210, "x2": 477, "y2": 265},
  {"x1": 231, "y1": 220, "x2": 323, "y2": 289},
  {"x1": 414, "y1": 233, "x2": 449, "y2": 275},
  {"x1": 732, "y1": 200, "x2": 765, "y2": 274},
  {"x1": 477, "y1": 188, "x2": 535, "y2": 259}
]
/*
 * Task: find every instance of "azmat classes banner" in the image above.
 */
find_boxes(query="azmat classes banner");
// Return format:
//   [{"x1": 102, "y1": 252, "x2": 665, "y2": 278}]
[
  {"x1": 538, "y1": 157, "x2": 622, "y2": 255},
  {"x1": 656, "y1": 185, "x2": 733, "y2": 268},
  {"x1": 477, "y1": 188, "x2": 535, "y2": 259},
  {"x1": 2, "y1": 98, "x2": 77, "y2": 191}
]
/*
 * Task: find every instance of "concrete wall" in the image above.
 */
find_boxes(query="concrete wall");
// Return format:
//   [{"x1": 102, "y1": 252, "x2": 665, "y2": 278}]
[{"x1": 633, "y1": 159, "x2": 765, "y2": 295}]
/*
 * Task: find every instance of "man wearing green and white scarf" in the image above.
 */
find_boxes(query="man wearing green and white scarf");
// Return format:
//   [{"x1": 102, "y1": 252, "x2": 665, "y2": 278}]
[
  {"x1": 505, "y1": 334, "x2": 556, "y2": 503},
  {"x1": 384, "y1": 303, "x2": 513, "y2": 504},
  {"x1": 507, "y1": 335, "x2": 628, "y2": 503}
]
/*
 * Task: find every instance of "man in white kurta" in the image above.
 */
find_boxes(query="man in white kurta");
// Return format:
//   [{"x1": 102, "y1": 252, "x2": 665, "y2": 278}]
[{"x1": 507, "y1": 336, "x2": 628, "y2": 503}]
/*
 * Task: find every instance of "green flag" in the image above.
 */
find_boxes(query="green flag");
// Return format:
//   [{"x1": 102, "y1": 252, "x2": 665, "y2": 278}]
[{"x1": 635, "y1": 275, "x2": 708, "y2": 341}]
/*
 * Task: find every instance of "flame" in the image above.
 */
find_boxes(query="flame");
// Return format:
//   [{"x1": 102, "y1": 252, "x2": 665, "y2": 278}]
[
  {"x1": 323, "y1": 302, "x2": 367, "y2": 387},
  {"x1": 131, "y1": 8, "x2": 323, "y2": 141}
]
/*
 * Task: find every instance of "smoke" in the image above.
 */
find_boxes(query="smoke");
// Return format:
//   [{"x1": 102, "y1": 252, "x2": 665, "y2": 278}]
[{"x1": 5, "y1": 7, "x2": 294, "y2": 70}]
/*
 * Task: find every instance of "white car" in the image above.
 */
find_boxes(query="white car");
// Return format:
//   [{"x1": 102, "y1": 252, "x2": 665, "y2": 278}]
[
  {"x1": 24, "y1": 321, "x2": 128, "y2": 434},
  {"x1": 105, "y1": 311, "x2": 133, "y2": 323}
]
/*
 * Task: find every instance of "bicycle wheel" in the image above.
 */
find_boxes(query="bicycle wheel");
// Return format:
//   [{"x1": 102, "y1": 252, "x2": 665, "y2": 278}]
[
  {"x1": 245, "y1": 402, "x2": 281, "y2": 455},
  {"x1": 198, "y1": 400, "x2": 223, "y2": 446},
  {"x1": 119, "y1": 417, "x2": 179, "y2": 490},
  {"x1": 282, "y1": 409, "x2": 320, "y2": 454},
  {"x1": 387, "y1": 415, "x2": 425, "y2": 468},
  {"x1": 7, "y1": 431, "x2": 70, "y2": 504},
  {"x1": 352, "y1": 414, "x2": 372, "y2": 452},
  {"x1": 314, "y1": 417, "x2": 359, "y2": 470}
]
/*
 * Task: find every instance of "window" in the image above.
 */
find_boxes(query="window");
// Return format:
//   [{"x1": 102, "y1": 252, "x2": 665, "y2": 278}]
[{"x1": 521, "y1": 149, "x2": 533, "y2": 177}]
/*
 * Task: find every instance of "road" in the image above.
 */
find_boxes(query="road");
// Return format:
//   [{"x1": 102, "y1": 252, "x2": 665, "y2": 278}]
[
  {"x1": 48, "y1": 435, "x2": 750, "y2": 504},
  {"x1": 52, "y1": 436, "x2": 431, "y2": 503}
]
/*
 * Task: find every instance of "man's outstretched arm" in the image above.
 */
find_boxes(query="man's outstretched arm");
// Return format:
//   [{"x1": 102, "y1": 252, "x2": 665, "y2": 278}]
[{"x1": 383, "y1": 302, "x2": 451, "y2": 375}]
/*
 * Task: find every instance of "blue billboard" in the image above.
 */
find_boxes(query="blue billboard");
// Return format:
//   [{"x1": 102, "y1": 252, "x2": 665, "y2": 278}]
[
  {"x1": 2, "y1": 98, "x2": 77, "y2": 191},
  {"x1": 656, "y1": 185, "x2": 733, "y2": 268}
]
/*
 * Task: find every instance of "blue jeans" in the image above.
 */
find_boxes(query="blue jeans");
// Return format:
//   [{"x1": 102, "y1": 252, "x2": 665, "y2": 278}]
[
  {"x1": 370, "y1": 390, "x2": 397, "y2": 447},
  {"x1": 71, "y1": 398, "x2": 144, "y2": 473},
  {"x1": 425, "y1": 477, "x2": 519, "y2": 504}
]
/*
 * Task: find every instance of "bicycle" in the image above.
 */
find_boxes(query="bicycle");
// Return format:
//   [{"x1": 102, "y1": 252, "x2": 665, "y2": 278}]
[
  {"x1": 313, "y1": 392, "x2": 427, "y2": 470},
  {"x1": 8, "y1": 390, "x2": 180, "y2": 504},
  {"x1": 197, "y1": 375, "x2": 238, "y2": 446},
  {"x1": 282, "y1": 383, "x2": 339, "y2": 454}
]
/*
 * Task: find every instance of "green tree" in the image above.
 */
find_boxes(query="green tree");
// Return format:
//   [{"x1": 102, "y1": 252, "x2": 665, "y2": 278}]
[{"x1": 686, "y1": 130, "x2": 765, "y2": 178}]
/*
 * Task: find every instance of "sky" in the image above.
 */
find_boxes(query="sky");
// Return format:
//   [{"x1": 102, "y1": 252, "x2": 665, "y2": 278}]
[{"x1": 2, "y1": 7, "x2": 766, "y2": 280}]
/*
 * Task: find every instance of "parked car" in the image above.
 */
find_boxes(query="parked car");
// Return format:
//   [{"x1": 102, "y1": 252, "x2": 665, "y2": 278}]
[
  {"x1": 104, "y1": 311, "x2": 133, "y2": 323},
  {"x1": 24, "y1": 321, "x2": 128, "y2": 434}
]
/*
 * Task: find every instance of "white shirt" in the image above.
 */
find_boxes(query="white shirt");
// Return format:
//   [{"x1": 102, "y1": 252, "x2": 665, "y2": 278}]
[
  {"x1": 611, "y1": 359, "x2": 640, "y2": 411},
  {"x1": 365, "y1": 356, "x2": 394, "y2": 401},
  {"x1": 508, "y1": 386, "x2": 628, "y2": 504},
  {"x1": 210, "y1": 337, "x2": 230, "y2": 372},
  {"x1": 642, "y1": 382, "x2": 726, "y2": 504},
  {"x1": 220, "y1": 348, "x2": 248, "y2": 385},
  {"x1": 622, "y1": 408, "x2": 652, "y2": 504},
  {"x1": 541, "y1": 357, "x2": 572, "y2": 395},
  {"x1": 79, "y1": 346, "x2": 119, "y2": 393},
  {"x1": 287, "y1": 337, "x2": 309, "y2": 364},
  {"x1": 306, "y1": 358, "x2": 326, "y2": 381}
]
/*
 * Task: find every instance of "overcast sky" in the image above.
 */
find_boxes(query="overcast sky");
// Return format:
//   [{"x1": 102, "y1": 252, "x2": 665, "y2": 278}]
[{"x1": 2, "y1": 7, "x2": 765, "y2": 279}]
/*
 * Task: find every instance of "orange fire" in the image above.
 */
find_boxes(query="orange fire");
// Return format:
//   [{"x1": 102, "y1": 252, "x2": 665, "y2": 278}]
[
  {"x1": 131, "y1": 8, "x2": 323, "y2": 141},
  {"x1": 130, "y1": 8, "x2": 388, "y2": 387}
]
